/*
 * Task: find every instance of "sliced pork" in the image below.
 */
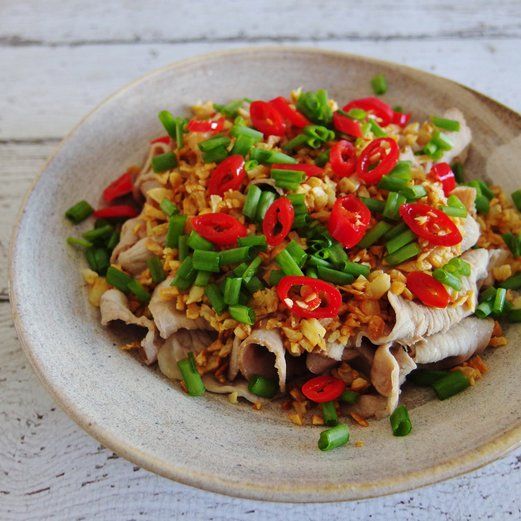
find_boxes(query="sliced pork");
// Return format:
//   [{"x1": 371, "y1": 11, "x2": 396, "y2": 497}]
[{"x1": 118, "y1": 238, "x2": 155, "y2": 275}]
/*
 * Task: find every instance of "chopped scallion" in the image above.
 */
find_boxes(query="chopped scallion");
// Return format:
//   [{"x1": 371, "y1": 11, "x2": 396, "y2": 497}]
[
  {"x1": 318, "y1": 424, "x2": 349, "y2": 451},
  {"x1": 65, "y1": 200, "x2": 94, "y2": 224},
  {"x1": 384, "y1": 242, "x2": 421, "y2": 266},
  {"x1": 371, "y1": 74, "x2": 388, "y2": 95},
  {"x1": 430, "y1": 115, "x2": 461, "y2": 132},
  {"x1": 321, "y1": 401, "x2": 338, "y2": 426},
  {"x1": 358, "y1": 221, "x2": 393, "y2": 249},
  {"x1": 187, "y1": 230, "x2": 215, "y2": 251},
  {"x1": 229, "y1": 304, "x2": 256, "y2": 325},
  {"x1": 219, "y1": 247, "x2": 251, "y2": 266},
  {"x1": 147, "y1": 256, "x2": 166, "y2": 284},
  {"x1": 193, "y1": 250, "x2": 220, "y2": 273},
  {"x1": 389, "y1": 405, "x2": 412, "y2": 437},
  {"x1": 205, "y1": 283, "x2": 226, "y2": 314},
  {"x1": 106, "y1": 266, "x2": 132, "y2": 292},
  {"x1": 432, "y1": 371, "x2": 470, "y2": 400},
  {"x1": 165, "y1": 215, "x2": 187, "y2": 249},
  {"x1": 243, "y1": 185, "x2": 263, "y2": 220},
  {"x1": 152, "y1": 152, "x2": 178, "y2": 173},
  {"x1": 172, "y1": 256, "x2": 196, "y2": 290},
  {"x1": 275, "y1": 249, "x2": 304, "y2": 276},
  {"x1": 248, "y1": 375, "x2": 278, "y2": 398},
  {"x1": 177, "y1": 352, "x2": 206, "y2": 396}
]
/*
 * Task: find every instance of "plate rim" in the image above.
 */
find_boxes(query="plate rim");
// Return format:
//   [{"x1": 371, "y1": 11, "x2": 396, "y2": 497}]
[{"x1": 8, "y1": 45, "x2": 521, "y2": 503}]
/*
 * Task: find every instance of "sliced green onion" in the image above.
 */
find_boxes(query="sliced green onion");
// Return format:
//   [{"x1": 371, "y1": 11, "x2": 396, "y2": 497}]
[
  {"x1": 408, "y1": 370, "x2": 448, "y2": 386},
  {"x1": 214, "y1": 99, "x2": 244, "y2": 118},
  {"x1": 480, "y1": 286, "x2": 498, "y2": 303},
  {"x1": 378, "y1": 175, "x2": 408, "y2": 192},
  {"x1": 177, "y1": 352, "x2": 205, "y2": 397},
  {"x1": 445, "y1": 257, "x2": 471, "y2": 277},
  {"x1": 492, "y1": 287, "x2": 507, "y2": 315},
  {"x1": 83, "y1": 224, "x2": 113, "y2": 243},
  {"x1": 371, "y1": 74, "x2": 387, "y2": 95},
  {"x1": 382, "y1": 222, "x2": 408, "y2": 241},
  {"x1": 85, "y1": 248, "x2": 109, "y2": 275},
  {"x1": 242, "y1": 256, "x2": 263, "y2": 282},
  {"x1": 475, "y1": 301, "x2": 492, "y2": 319},
  {"x1": 452, "y1": 162, "x2": 464, "y2": 183},
  {"x1": 511, "y1": 189, "x2": 521, "y2": 212},
  {"x1": 430, "y1": 115, "x2": 461, "y2": 132},
  {"x1": 152, "y1": 152, "x2": 178, "y2": 173},
  {"x1": 127, "y1": 279, "x2": 150, "y2": 303},
  {"x1": 65, "y1": 200, "x2": 94, "y2": 224},
  {"x1": 475, "y1": 194, "x2": 490, "y2": 214},
  {"x1": 187, "y1": 230, "x2": 214, "y2": 251},
  {"x1": 341, "y1": 390, "x2": 359, "y2": 404},
  {"x1": 271, "y1": 168, "x2": 305, "y2": 191},
  {"x1": 499, "y1": 272, "x2": 521, "y2": 290},
  {"x1": 172, "y1": 256, "x2": 196, "y2": 290},
  {"x1": 296, "y1": 89, "x2": 333, "y2": 126},
  {"x1": 205, "y1": 283, "x2": 226, "y2": 314},
  {"x1": 198, "y1": 135, "x2": 231, "y2": 152},
  {"x1": 468, "y1": 180, "x2": 494, "y2": 200},
  {"x1": 431, "y1": 130, "x2": 453, "y2": 151},
  {"x1": 265, "y1": 150, "x2": 297, "y2": 165},
  {"x1": 318, "y1": 424, "x2": 349, "y2": 452},
  {"x1": 369, "y1": 119, "x2": 386, "y2": 137},
  {"x1": 202, "y1": 146, "x2": 229, "y2": 164},
  {"x1": 245, "y1": 276, "x2": 264, "y2": 293},
  {"x1": 268, "y1": 269, "x2": 285, "y2": 286},
  {"x1": 401, "y1": 185, "x2": 427, "y2": 201},
  {"x1": 238, "y1": 234, "x2": 267, "y2": 251},
  {"x1": 245, "y1": 159, "x2": 259, "y2": 172},
  {"x1": 232, "y1": 134, "x2": 256, "y2": 156},
  {"x1": 389, "y1": 161, "x2": 412, "y2": 180},
  {"x1": 147, "y1": 256, "x2": 166, "y2": 284},
  {"x1": 383, "y1": 192, "x2": 406, "y2": 220},
  {"x1": 160, "y1": 198, "x2": 178, "y2": 216},
  {"x1": 233, "y1": 263, "x2": 248, "y2": 278},
  {"x1": 174, "y1": 117, "x2": 187, "y2": 149},
  {"x1": 255, "y1": 191, "x2": 276, "y2": 222},
  {"x1": 243, "y1": 185, "x2": 263, "y2": 220},
  {"x1": 384, "y1": 242, "x2": 421, "y2": 266},
  {"x1": 286, "y1": 240, "x2": 308, "y2": 268},
  {"x1": 314, "y1": 149, "x2": 330, "y2": 167},
  {"x1": 346, "y1": 108, "x2": 367, "y2": 120},
  {"x1": 230, "y1": 124, "x2": 263, "y2": 141},
  {"x1": 305, "y1": 267, "x2": 318, "y2": 278},
  {"x1": 165, "y1": 214, "x2": 187, "y2": 248},
  {"x1": 229, "y1": 304, "x2": 256, "y2": 325},
  {"x1": 67, "y1": 237, "x2": 93, "y2": 249},
  {"x1": 194, "y1": 270, "x2": 211, "y2": 287},
  {"x1": 248, "y1": 375, "x2": 278, "y2": 398},
  {"x1": 343, "y1": 261, "x2": 371, "y2": 278},
  {"x1": 219, "y1": 247, "x2": 251, "y2": 266},
  {"x1": 442, "y1": 196, "x2": 467, "y2": 217},
  {"x1": 358, "y1": 221, "x2": 393, "y2": 249},
  {"x1": 432, "y1": 371, "x2": 470, "y2": 400},
  {"x1": 178, "y1": 235, "x2": 189, "y2": 260},
  {"x1": 321, "y1": 401, "x2": 338, "y2": 427},
  {"x1": 307, "y1": 254, "x2": 332, "y2": 268},
  {"x1": 389, "y1": 405, "x2": 412, "y2": 437},
  {"x1": 193, "y1": 250, "x2": 220, "y2": 273},
  {"x1": 275, "y1": 249, "x2": 304, "y2": 276},
  {"x1": 158, "y1": 110, "x2": 177, "y2": 140},
  {"x1": 502, "y1": 233, "x2": 521, "y2": 258},
  {"x1": 106, "y1": 230, "x2": 120, "y2": 251},
  {"x1": 385, "y1": 229, "x2": 416, "y2": 254},
  {"x1": 106, "y1": 266, "x2": 132, "y2": 292},
  {"x1": 316, "y1": 265, "x2": 354, "y2": 285},
  {"x1": 433, "y1": 268, "x2": 462, "y2": 290},
  {"x1": 360, "y1": 197, "x2": 385, "y2": 214}
]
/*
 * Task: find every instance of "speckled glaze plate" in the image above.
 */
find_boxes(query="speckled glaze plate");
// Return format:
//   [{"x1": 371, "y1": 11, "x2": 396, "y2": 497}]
[{"x1": 9, "y1": 47, "x2": 521, "y2": 502}]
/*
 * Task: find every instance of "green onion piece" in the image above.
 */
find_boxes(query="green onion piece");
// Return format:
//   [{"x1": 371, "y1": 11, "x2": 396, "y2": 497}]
[
  {"x1": 288, "y1": 193, "x2": 306, "y2": 209},
  {"x1": 275, "y1": 249, "x2": 304, "y2": 276},
  {"x1": 360, "y1": 197, "x2": 385, "y2": 214},
  {"x1": 321, "y1": 401, "x2": 338, "y2": 427},
  {"x1": 326, "y1": 243, "x2": 348, "y2": 267},
  {"x1": 389, "y1": 161, "x2": 412, "y2": 180},
  {"x1": 358, "y1": 221, "x2": 393, "y2": 249},
  {"x1": 65, "y1": 200, "x2": 94, "y2": 224},
  {"x1": 343, "y1": 261, "x2": 371, "y2": 278},
  {"x1": 243, "y1": 185, "x2": 263, "y2": 220},
  {"x1": 408, "y1": 370, "x2": 448, "y2": 386},
  {"x1": 422, "y1": 141, "x2": 438, "y2": 157},
  {"x1": 248, "y1": 375, "x2": 278, "y2": 398},
  {"x1": 194, "y1": 270, "x2": 211, "y2": 287},
  {"x1": 106, "y1": 230, "x2": 120, "y2": 252},
  {"x1": 214, "y1": 99, "x2": 244, "y2": 118},
  {"x1": 202, "y1": 146, "x2": 228, "y2": 164},
  {"x1": 305, "y1": 267, "x2": 318, "y2": 278},
  {"x1": 378, "y1": 175, "x2": 409, "y2": 192},
  {"x1": 147, "y1": 256, "x2": 166, "y2": 284},
  {"x1": 174, "y1": 117, "x2": 187, "y2": 149},
  {"x1": 268, "y1": 269, "x2": 285, "y2": 286},
  {"x1": 152, "y1": 152, "x2": 178, "y2": 173},
  {"x1": 499, "y1": 272, "x2": 521, "y2": 290},
  {"x1": 158, "y1": 110, "x2": 177, "y2": 140},
  {"x1": 430, "y1": 116, "x2": 461, "y2": 132},
  {"x1": 432, "y1": 371, "x2": 470, "y2": 400},
  {"x1": 198, "y1": 135, "x2": 231, "y2": 152},
  {"x1": 479, "y1": 286, "x2": 498, "y2": 303},
  {"x1": 502, "y1": 233, "x2": 521, "y2": 258},
  {"x1": 245, "y1": 276, "x2": 264, "y2": 293},
  {"x1": 248, "y1": 148, "x2": 271, "y2": 164},
  {"x1": 160, "y1": 198, "x2": 178, "y2": 216},
  {"x1": 369, "y1": 119, "x2": 386, "y2": 137},
  {"x1": 384, "y1": 242, "x2": 421, "y2": 266},
  {"x1": 84, "y1": 248, "x2": 98, "y2": 273},
  {"x1": 475, "y1": 194, "x2": 490, "y2": 214},
  {"x1": 292, "y1": 213, "x2": 308, "y2": 229},
  {"x1": 229, "y1": 304, "x2": 256, "y2": 325},
  {"x1": 242, "y1": 256, "x2": 263, "y2": 282},
  {"x1": 233, "y1": 263, "x2": 248, "y2": 278},
  {"x1": 371, "y1": 74, "x2": 388, "y2": 95},
  {"x1": 271, "y1": 168, "x2": 305, "y2": 191},
  {"x1": 431, "y1": 130, "x2": 453, "y2": 151},
  {"x1": 177, "y1": 353, "x2": 206, "y2": 397},
  {"x1": 382, "y1": 222, "x2": 408, "y2": 241},
  {"x1": 255, "y1": 191, "x2": 276, "y2": 222},
  {"x1": 452, "y1": 162, "x2": 464, "y2": 183},
  {"x1": 232, "y1": 134, "x2": 256, "y2": 156},
  {"x1": 389, "y1": 405, "x2": 412, "y2": 437},
  {"x1": 238, "y1": 234, "x2": 267, "y2": 251},
  {"x1": 178, "y1": 235, "x2": 189, "y2": 261},
  {"x1": 386, "y1": 229, "x2": 416, "y2": 254},
  {"x1": 94, "y1": 218, "x2": 109, "y2": 229},
  {"x1": 433, "y1": 268, "x2": 462, "y2": 290},
  {"x1": 508, "y1": 308, "x2": 521, "y2": 323},
  {"x1": 187, "y1": 230, "x2": 214, "y2": 251},
  {"x1": 383, "y1": 192, "x2": 406, "y2": 220},
  {"x1": 219, "y1": 247, "x2": 251, "y2": 266},
  {"x1": 444, "y1": 195, "x2": 467, "y2": 215},
  {"x1": 82, "y1": 224, "x2": 113, "y2": 244},
  {"x1": 445, "y1": 257, "x2": 471, "y2": 277},
  {"x1": 314, "y1": 149, "x2": 330, "y2": 167},
  {"x1": 193, "y1": 250, "x2": 220, "y2": 273},
  {"x1": 302, "y1": 125, "x2": 335, "y2": 148},
  {"x1": 296, "y1": 89, "x2": 333, "y2": 126},
  {"x1": 127, "y1": 279, "x2": 150, "y2": 303},
  {"x1": 106, "y1": 266, "x2": 132, "y2": 292},
  {"x1": 316, "y1": 265, "x2": 354, "y2": 285},
  {"x1": 165, "y1": 215, "x2": 187, "y2": 249},
  {"x1": 284, "y1": 134, "x2": 309, "y2": 151},
  {"x1": 205, "y1": 283, "x2": 226, "y2": 314},
  {"x1": 401, "y1": 185, "x2": 427, "y2": 201},
  {"x1": 318, "y1": 424, "x2": 349, "y2": 452},
  {"x1": 230, "y1": 125, "x2": 263, "y2": 141},
  {"x1": 511, "y1": 189, "x2": 521, "y2": 212},
  {"x1": 86, "y1": 248, "x2": 110, "y2": 275},
  {"x1": 266, "y1": 151, "x2": 297, "y2": 165},
  {"x1": 346, "y1": 108, "x2": 367, "y2": 120},
  {"x1": 245, "y1": 159, "x2": 259, "y2": 172},
  {"x1": 307, "y1": 254, "x2": 332, "y2": 268},
  {"x1": 67, "y1": 237, "x2": 93, "y2": 249},
  {"x1": 468, "y1": 179, "x2": 494, "y2": 200},
  {"x1": 475, "y1": 301, "x2": 492, "y2": 319},
  {"x1": 286, "y1": 240, "x2": 308, "y2": 268},
  {"x1": 341, "y1": 390, "x2": 359, "y2": 404},
  {"x1": 492, "y1": 287, "x2": 507, "y2": 315},
  {"x1": 172, "y1": 257, "x2": 196, "y2": 290}
]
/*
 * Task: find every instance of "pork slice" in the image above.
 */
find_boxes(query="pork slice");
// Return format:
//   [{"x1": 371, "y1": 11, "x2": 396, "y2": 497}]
[
  {"x1": 483, "y1": 248, "x2": 511, "y2": 287},
  {"x1": 110, "y1": 217, "x2": 146, "y2": 262},
  {"x1": 305, "y1": 339, "x2": 350, "y2": 374},
  {"x1": 202, "y1": 376, "x2": 267, "y2": 405},
  {"x1": 414, "y1": 317, "x2": 493, "y2": 366},
  {"x1": 99, "y1": 289, "x2": 158, "y2": 364},
  {"x1": 149, "y1": 278, "x2": 211, "y2": 339},
  {"x1": 370, "y1": 248, "x2": 489, "y2": 346},
  {"x1": 118, "y1": 238, "x2": 155, "y2": 275},
  {"x1": 460, "y1": 214, "x2": 480, "y2": 252},
  {"x1": 439, "y1": 108, "x2": 472, "y2": 164},
  {"x1": 350, "y1": 394, "x2": 393, "y2": 419},
  {"x1": 236, "y1": 329, "x2": 287, "y2": 392}
]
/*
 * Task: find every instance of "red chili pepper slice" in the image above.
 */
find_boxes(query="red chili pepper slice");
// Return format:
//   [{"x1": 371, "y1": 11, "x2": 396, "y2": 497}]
[
  {"x1": 207, "y1": 155, "x2": 246, "y2": 196},
  {"x1": 94, "y1": 205, "x2": 138, "y2": 219},
  {"x1": 332, "y1": 111, "x2": 363, "y2": 138},
  {"x1": 330, "y1": 140, "x2": 357, "y2": 178},
  {"x1": 392, "y1": 111, "x2": 411, "y2": 128},
  {"x1": 277, "y1": 276, "x2": 342, "y2": 319},
  {"x1": 399, "y1": 203, "x2": 462, "y2": 246},
  {"x1": 301, "y1": 375, "x2": 346, "y2": 403},
  {"x1": 271, "y1": 162, "x2": 324, "y2": 178},
  {"x1": 191, "y1": 212, "x2": 247, "y2": 247},
  {"x1": 356, "y1": 137, "x2": 399, "y2": 185},
  {"x1": 406, "y1": 271, "x2": 450, "y2": 308},
  {"x1": 250, "y1": 100, "x2": 286, "y2": 137},
  {"x1": 269, "y1": 96, "x2": 309, "y2": 128},
  {"x1": 328, "y1": 195, "x2": 371, "y2": 249},
  {"x1": 263, "y1": 197, "x2": 295, "y2": 247},
  {"x1": 150, "y1": 135, "x2": 171, "y2": 145},
  {"x1": 343, "y1": 97, "x2": 394, "y2": 126},
  {"x1": 429, "y1": 162, "x2": 456, "y2": 196},
  {"x1": 187, "y1": 117, "x2": 225, "y2": 133},
  {"x1": 102, "y1": 171, "x2": 133, "y2": 203}
]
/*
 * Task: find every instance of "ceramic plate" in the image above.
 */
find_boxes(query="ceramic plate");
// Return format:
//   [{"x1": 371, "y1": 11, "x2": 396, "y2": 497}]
[{"x1": 10, "y1": 47, "x2": 521, "y2": 502}]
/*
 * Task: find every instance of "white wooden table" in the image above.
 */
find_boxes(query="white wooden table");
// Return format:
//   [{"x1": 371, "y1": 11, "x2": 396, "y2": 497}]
[{"x1": 1, "y1": 2, "x2": 520, "y2": 519}]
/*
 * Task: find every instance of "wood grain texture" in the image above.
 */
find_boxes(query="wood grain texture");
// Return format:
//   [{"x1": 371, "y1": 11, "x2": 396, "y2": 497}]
[{"x1": 1, "y1": 1, "x2": 520, "y2": 518}]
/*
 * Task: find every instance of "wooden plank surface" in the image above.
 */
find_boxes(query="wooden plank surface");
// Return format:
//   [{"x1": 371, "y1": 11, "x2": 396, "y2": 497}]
[{"x1": 1, "y1": 1, "x2": 521, "y2": 519}]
